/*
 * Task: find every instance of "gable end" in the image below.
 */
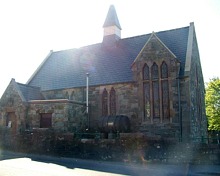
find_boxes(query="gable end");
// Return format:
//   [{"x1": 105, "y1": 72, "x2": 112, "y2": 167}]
[{"x1": 132, "y1": 32, "x2": 178, "y2": 66}]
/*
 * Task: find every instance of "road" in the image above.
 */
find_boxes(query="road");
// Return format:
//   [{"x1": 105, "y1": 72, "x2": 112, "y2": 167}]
[{"x1": 0, "y1": 150, "x2": 219, "y2": 176}]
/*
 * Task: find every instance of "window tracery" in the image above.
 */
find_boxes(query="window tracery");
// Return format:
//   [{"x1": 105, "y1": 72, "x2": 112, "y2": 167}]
[{"x1": 143, "y1": 61, "x2": 170, "y2": 122}]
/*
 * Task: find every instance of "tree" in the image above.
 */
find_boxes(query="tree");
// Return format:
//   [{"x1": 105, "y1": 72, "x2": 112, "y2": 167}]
[{"x1": 205, "y1": 77, "x2": 220, "y2": 131}]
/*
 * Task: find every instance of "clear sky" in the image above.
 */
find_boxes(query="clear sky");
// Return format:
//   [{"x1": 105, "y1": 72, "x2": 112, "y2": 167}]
[{"x1": 0, "y1": 0, "x2": 219, "y2": 97}]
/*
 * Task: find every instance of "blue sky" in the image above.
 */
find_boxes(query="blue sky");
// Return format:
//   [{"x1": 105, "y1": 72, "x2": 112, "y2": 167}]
[{"x1": 0, "y1": 0, "x2": 219, "y2": 97}]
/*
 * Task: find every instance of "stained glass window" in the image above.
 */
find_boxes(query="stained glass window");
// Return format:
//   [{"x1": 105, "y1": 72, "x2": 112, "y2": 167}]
[
  {"x1": 144, "y1": 82, "x2": 151, "y2": 120},
  {"x1": 110, "y1": 87, "x2": 116, "y2": 115},
  {"x1": 102, "y1": 88, "x2": 108, "y2": 116},
  {"x1": 152, "y1": 81, "x2": 160, "y2": 118},
  {"x1": 143, "y1": 64, "x2": 149, "y2": 80},
  {"x1": 143, "y1": 61, "x2": 170, "y2": 122},
  {"x1": 162, "y1": 80, "x2": 169, "y2": 119},
  {"x1": 161, "y1": 61, "x2": 168, "y2": 78},
  {"x1": 152, "y1": 63, "x2": 159, "y2": 80}
]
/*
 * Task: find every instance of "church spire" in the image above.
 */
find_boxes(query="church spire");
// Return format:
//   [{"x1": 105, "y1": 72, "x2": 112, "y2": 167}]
[
  {"x1": 103, "y1": 5, "x2": 121, "y2": 43},
  {"x1": 103, "y1": 5, "x2": 121, "y2": 29}
]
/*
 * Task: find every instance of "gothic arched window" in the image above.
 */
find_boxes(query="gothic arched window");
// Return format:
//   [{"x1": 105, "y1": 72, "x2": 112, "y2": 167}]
[
  {"x1": 110, "y1": 87, "x2": 116, "y2": 115},
  {"x1": 143, "y1": 64, "x2": 150, "y2": 120},
  {"x1": 161, "y1": 61, "x2": 169, "y2": 119},
  {"x1": 152, "y1": 62, "x2": 159, "y2": 80},
  {"x1": 161, "y1": 80, "x2": 169, "y2": 119},
  {"x1": 161, "y1": 61, "x2": 168, "y2": 78},
  {"x1": 102, "y1": 88, "x2": 108, "y2": 116},
  {"x1": 151, "y1": 63, "x2": 160, "y2": 119},
  {"x1": 143, "y1": 64, "x2": 149, "y2": 80},
  {"x1": 143, "y1": 61, "x2": 170, "y2": 122},
  {"x1": 144, "y1": 82, "x2": 150, "y2": 120}
]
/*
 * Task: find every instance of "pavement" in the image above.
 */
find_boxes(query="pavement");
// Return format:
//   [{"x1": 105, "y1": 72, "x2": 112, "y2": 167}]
[{"x1": 0, "y1": 150, "x2": 220, "y2": 176}]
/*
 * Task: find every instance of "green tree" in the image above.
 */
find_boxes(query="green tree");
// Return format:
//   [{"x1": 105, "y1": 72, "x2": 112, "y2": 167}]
[{"x1": 205, "y1": 77, "x2": 220, "y2": 131}]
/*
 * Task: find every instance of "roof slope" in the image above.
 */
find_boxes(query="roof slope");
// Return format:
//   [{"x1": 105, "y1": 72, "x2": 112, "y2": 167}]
[
  {"x1": 28, "y1": 26, "x2": 189, "y2": 91},
  {"x1": 17, "y1": 83, "x2": 45, "y2": 101}
]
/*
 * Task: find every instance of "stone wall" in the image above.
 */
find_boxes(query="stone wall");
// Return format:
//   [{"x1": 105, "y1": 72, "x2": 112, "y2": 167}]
[
  {"x1": 0, "y1": 80, "x2": 27, "y2": 133},
  {"x1": 0, "y1": 80, "x2": 88, "y2": 135},
  {"x1": 27, "y1": 100, "x2": 87, "y2": 132},
  {"x1": 43, "y1": 88, "x2": 85, "y2": 101},
  {"x1": 181, "y1": 26, "x2": 207, "y2": 142},
  {"x1": 188, "y1": 29, "x2": 208, "y2": 141},
  {"x1": 42, "y1": 82, "x2": 140, "y2": 131},
  {"x1": 1, "y1": 130, "x2": 219, "y2": 164},
  {"x1": 179, "y1": 77, "x2": 191, "y2": 141}
]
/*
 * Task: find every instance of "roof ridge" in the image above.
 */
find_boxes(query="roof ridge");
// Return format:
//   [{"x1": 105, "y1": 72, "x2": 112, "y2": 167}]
[
  {"x1": 17, "y1": 82, "x2": 41, "y2": 89},
  {"x1": 79, "y1": 42, "x2": 101, "y2": 49},
  {"x1": 52, "y1": 43, "x2": 102, "y2": 54},
  {"x1": 52, "y1": 48, "x2": 78, "y2": 54},
  {"x1": 155, "y1": 25, "x2": 189, "y2": 34},
  {"x1": 121, "y1": 25, "x2": 189, "y2": 41}
]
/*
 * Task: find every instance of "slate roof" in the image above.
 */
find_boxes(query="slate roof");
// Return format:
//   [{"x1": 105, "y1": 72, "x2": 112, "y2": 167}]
[
  {"x1": 17, "y1": 83, "x2": 45, "y2": 101},
  {"x1": 28, "y1": 26, "x2": 189, "y2": 91}
]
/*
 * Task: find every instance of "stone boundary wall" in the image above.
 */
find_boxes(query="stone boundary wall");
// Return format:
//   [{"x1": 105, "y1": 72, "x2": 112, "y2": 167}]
[{"x1": 0, "y1": 129, "x2": 219, "y2": 164}]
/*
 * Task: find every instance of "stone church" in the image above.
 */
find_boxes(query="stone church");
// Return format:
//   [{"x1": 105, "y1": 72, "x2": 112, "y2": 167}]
[{"x1": 0, "y1": 5, "x2": 207, "y2": 141}]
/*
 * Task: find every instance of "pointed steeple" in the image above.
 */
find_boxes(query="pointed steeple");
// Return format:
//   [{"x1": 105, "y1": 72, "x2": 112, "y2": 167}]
[
  {"x1": 103, "y1": 5, "x2": 122, "y2": 44},
  {"x1": 103, "y1": 5, "x2": 121, "y2": 29}
]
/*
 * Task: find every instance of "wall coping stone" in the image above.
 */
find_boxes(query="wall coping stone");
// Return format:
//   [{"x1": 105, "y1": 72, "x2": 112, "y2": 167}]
[{"x1": 29, "y1": 99, "x2": 85, "y2": 105}]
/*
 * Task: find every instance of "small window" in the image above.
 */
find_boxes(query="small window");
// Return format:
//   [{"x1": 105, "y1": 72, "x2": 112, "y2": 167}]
[{"x1": 40, "y1": 113, "x2": 52, "y2": 128}]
